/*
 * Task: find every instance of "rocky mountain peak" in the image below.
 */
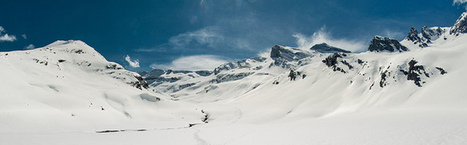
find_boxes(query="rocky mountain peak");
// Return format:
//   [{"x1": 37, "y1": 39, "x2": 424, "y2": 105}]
[
  {"x1": 450, "y1": 12, "x2": 467, "y2": 35},
  {"x1": 405, "y1": 26, "x2": 421, "y2": 43},
  {"x1": 310, "y1": 43, "x2": 351, "y2": 53},
  {"x1": 368, "y1": 36, "x2": 408, "y2": 52},
  {"x1": 270, "y1": 45, "x2": 308, "y2": 61},
  {"x1": 405, "y1": 26, "x2": 445, "y2": 48},
  {"x1": 421, "y1": 26, "x2": 444, "y2": 41}
]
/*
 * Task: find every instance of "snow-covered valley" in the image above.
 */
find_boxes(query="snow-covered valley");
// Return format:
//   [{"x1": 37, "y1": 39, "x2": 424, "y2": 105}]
[{"x1": 2, "y1": 13, "x2": 467, "y2": 145}]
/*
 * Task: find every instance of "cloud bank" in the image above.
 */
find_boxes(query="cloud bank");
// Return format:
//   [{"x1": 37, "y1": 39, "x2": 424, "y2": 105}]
[
  {"x1": 293, "y1": 27, "x2": 367, "y2": 52},
  {"x1": 150, "y1": 55, "x2": 229, "y2": 71},
  {"x1": 0, "y1": 26, "x2": 17, "y2": 42},
  {"x1": 124, "y1": 55, "x2": 140, "y2": 68}
]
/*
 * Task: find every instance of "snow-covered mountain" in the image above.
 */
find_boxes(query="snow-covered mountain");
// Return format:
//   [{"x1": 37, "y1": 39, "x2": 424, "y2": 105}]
[
  {"x1": 0, "y1": 40, "x2": 206, "y2": 133},
  {"x1": 3, "y1": 12, "x2": 467, "y2": 145}
]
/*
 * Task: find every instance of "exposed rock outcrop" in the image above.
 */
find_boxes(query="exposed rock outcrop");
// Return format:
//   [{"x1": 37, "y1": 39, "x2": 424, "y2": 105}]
[
  {"x1": 405, "y1": 26, "x2": 445, "y2": 48},
  {"x1": 368, "y1": 36, "x2": 408, "y2": 52},
  {"x1": 450, "y1": 12, "x2": 467, "y2": 35},
  {"x1": 270, "y1": 45, "x2": 309, "y2": 61},
  {"x1": 310, "y1": 43, "x2": 351, "y2": 53},
  {"x1": 405, "y1": 27, "x2": 421, "y2": 43},
  {"x1": 421, "y1": 26, "x2": 444, "y2": 41}
]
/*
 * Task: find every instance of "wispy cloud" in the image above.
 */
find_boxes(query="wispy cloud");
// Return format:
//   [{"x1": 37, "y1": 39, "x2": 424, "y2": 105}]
[
  {"x1": 454, "y1": 0, "x2": 467, "y2": 10},
  {"x1": 383, "y1": 30, "x2": 404, "y2": 40},
  {"x1": 169, "y1": 27, "x2": 224, "y2": 49},
  {"x1": 124, "y1": 55, "x2": 140, "y2": 68},
  {"x1": 135, "y1": 47, "x2": 167, "y2": 52},
  {"x1": 136, "y1": 26, "x2": 251, "y2": 53},
  {"x1": 453, "y1": 0, "x2": 467, "y2": 4},
  {"x1": 22, "y1": 34, "x2": 27, "y2": 39},
  {"x1": 293, "y1": 27, "x2": 367, "y2": 52},
  {"x1": 0, "y1": 26, "x2": 17, "y2": 42},
  {"x1": 150, "y1": 55, "x2": 229, "y2": 71},
  {"x1": 24, "y1": 44, "x2": 35, "y2": 50}
]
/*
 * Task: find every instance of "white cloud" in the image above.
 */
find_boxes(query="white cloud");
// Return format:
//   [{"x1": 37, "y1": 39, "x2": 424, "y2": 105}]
[
  {"x1": 150, "y1": 55, "x2": 229, "y2": 71},
  {"x1": 293, "y1": 27, "x2": 367, "y2": 52},
  {"x1": 24, "y1": 44, "x2": 35, "y2": 50},
  {"x1": 124, "y1": 55, "x2": 140, "y2": 68},
  {"x1": 22, "y1": 34, "x2": 27, "y2": 39},
  {"x1": 0, "y1": 26, "x2": 17, "y2": 42},
  {"x1": 0, "y1": 34, "x2": 16, "y2": 42}
]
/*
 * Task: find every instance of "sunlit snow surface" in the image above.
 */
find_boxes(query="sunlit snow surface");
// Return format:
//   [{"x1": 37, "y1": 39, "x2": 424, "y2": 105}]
[{"x1": 1, "y1": 32, "x2": 467, "y2": 144}]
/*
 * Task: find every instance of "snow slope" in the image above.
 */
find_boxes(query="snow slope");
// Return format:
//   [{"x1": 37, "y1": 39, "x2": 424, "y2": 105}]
[
  {"x1": 0, "y1": 40, "x2": 205, "y2": 133},
  {"x1": 2, "y1": 13, "x2": 467, "y2": 145}
]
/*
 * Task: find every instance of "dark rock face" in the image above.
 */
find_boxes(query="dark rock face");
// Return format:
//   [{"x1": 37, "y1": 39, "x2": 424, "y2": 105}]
[
  {"x1": 435, "y1": 67, "x2": 447, "y2": 75},
  {"x1": 269, "y1": 45, "x2": 311, "y2": 69},
  {"x1": 129, "y1": 75, "x2": 150, "y2": 90},
  {"x1": 368, "y1": 36, "x2": 408, "y2": 52},
  {"x1": 195, "y1": 70, "x2": 213, "y2": 76},
  {"x1": 288, "y1": 70, "x2": 297, "y2": 81},
  {"x1": 310, "y1": 43, "x2": 351, "y2": 53},
  {"x1": 405, "y1": 26, "x2": 445, "y2": 48},
  {"x1": 322, "y1": 53, "x2": 347, "y2": 73},
  {"x1": 270, "y1": 45, "x2": 283, "y2": 58},
  {"x1": 421, "y1": 26, "x2": 443, "y2": 41},
  {"x1": 399, "y1": 59, "x2": 429, "y2": 87},
  {"x1": 379, "y1": 70, "x2": 390, "y2": 88},
  {"x1": 450, "y1": 12, "x2": 467, "y2": 35},
  {"x1": 322, "y1": 53, "x2": 342, "y2": 67},
  {"x1": 405, "y1": 27, "x2": 421, "y2": 43},
  {"x1": 270, "y1": 45, "x2": 308, "y2": 61}
]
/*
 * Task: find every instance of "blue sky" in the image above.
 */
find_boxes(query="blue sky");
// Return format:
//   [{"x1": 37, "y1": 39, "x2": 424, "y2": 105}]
[{"x1": 1, "y1": 0, "x2": 466, "y2": 71}]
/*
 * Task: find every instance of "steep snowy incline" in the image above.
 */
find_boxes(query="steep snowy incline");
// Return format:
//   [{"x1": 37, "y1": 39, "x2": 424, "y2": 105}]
[{"x1": 0, "y1": 40, "x2": 205, "y2": 132}]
